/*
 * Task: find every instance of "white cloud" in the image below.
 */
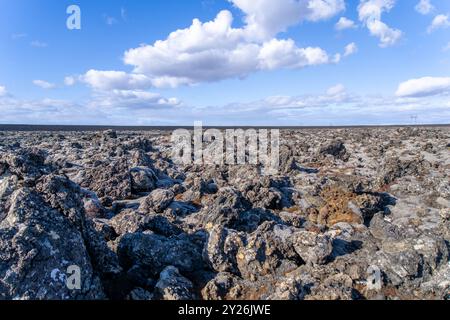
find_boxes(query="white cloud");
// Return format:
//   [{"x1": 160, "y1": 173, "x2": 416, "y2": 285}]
[
  {"x1": 200, "y1": 87, "x2": 450, "y2": 126},
  {"x1": 88, "y1": 89, "x2": 181, "y2": 109},
  {"x1": 258, "y1": 39, "x2": 331, "y2": 70},
  {"x1": 0, "y1": 86, "x2": 7, "y2": 97},
  {"x1": 237, "y1": 84, "x2": 353, "y2": 110},
  {"x1": 228, "y1": 0, "x2": 345, "y2": 39},
  {"x1": 124, "y1": 3, "x2": 347, "y2": 88},
  {"x1": 358, "y1": 0, "x2": 402, "y2": 47},
  {"x1": 64, "y1": 76, "x2": 76, "y2": 86},
  {"x1": 428, "y1": 14, "x2": 450, "y2": 33},
  {"x1": 2, "y1": 83, "x2": 450, "y2": 125},
  {"x1": 335, "y1": 17, "x2": 357, "y2": 30},
  {"x1": 366, "y1": 19, "x2": 402, "y2": 47},
  {"x1": 80, "y1": 70, "x2": 153, "y2": 91},
  {"x1": 75, "y1": 70, "x2": 182, "y2": 110},
  {"x1": 325, "y1": 84, "x2": 350, "y2": 102},
  {"x1": 0, "y1": 86, "x2": 182, "y2": 126},
  {"x1": 306, "y1": 0, "x2": 346, "y2": 21},
  {"x1": 415, "y1": 0, "x2": 434, "y2": 15},
  {"x1": 396, "y1": 77, "x2": 450, "y2": 97},
  {"x1": 33, "y1": 80, "x2": 56, "y2": 89},
  {"x1": 344, "y1": 42, "x2": 358, "y2": 56}
]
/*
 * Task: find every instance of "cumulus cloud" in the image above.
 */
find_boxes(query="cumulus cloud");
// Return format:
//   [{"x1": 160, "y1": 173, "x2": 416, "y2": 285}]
[
  {"x1": 124, "y1": 1, "x2": 347, "y2": 88},
  {"x1": 344, "y1": 42, "x2": 358, "y2": 56},
  {"x1": 33, "y1": 80, "x2": 56, "y2": 89},
  {"x1": 2, "y1": 83, "x2": 449, "y2": 125},
  {"x1": 80, "y1": 70, "x2": 153, "y2": 91},
  {"x1": 0, "y1": 84, "x2": 182, "y2": 125},
  {"x1": 335, "y1": 17, "x2": 357, "y2": 30},
  {"x1": 258, "y1": 39, "x2": 333, "y2": 70},
  {"x1": 396, "y1": 77, "x2": 450, "y2": 97},
  {"x1": 88, "y1": 89, "x2": 181, "y2": 109},
  {"x1": 228, "y1": 0, "x2": 345, "y2": 39},
  {"x1": 427, "y1": 14, "x2": 450, "y2": 33},
  {"x1": 64, "y1": 76, "x2": 76, "y2": 86},
  {"x1": 0, "y1": 95, "x2": 88, "y2": 125},
  {"x1": 415, "y1": 0, "x2": 434, "y2": 15},
  {"x1": 228, "y1": 83, "x2": 353, "y2": 111},
  {"x1": 201, "y1": 86, "x2": 450, "y2": 126},
  {"x1": 306, "y1": 0, "x2": 346, "y2": 21},
  {"x1": 0, "y1": 86, "x2": 7, "y2": 97},
  {"x1": 358, "y1": 0, "x2": 402, "y2": 47}
]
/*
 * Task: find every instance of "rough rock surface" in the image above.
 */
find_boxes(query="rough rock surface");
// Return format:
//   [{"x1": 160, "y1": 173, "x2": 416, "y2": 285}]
[{"x1": 0, "y1": 127, "x2": 448, "y2": 300}]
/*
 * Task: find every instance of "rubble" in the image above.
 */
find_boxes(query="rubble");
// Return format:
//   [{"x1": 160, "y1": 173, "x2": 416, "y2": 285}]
[{"x1": 0, "y1": 127, "x2": 448, "y2": 300}]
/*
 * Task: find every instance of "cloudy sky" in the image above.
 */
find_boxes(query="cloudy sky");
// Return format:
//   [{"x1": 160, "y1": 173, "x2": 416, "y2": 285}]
[{"x1": 0, "y1": 0, "x2": 449, "y2": 125}]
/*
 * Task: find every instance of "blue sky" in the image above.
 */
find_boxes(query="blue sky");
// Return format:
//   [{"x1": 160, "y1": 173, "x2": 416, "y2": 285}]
[{"x1": 0, "y1": 0, "x2": 449, "y2": 125}]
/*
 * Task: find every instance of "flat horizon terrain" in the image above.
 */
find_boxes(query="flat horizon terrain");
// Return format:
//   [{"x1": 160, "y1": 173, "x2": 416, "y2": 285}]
[{"x1": 1, "y1": 124, "x2": 450, "y2": 132}]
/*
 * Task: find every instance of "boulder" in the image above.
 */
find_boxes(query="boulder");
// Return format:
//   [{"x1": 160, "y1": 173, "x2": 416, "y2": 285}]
[
  {"x1": 0, "y1": 188, "x2": 106, "y2": 299},
  {"x1": 155, "y1": 266, "x2": 194, "y2": 300}
]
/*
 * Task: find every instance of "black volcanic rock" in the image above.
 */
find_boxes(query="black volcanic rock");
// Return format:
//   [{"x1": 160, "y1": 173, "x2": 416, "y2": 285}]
[{"x1": 0, "y1": 127, "x2": 448, "y2": 300}]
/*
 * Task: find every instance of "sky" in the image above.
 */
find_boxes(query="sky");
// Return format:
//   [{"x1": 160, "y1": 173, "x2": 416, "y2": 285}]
[{"x1": 0, "y1": 0, "x2": 450, "y2": 126}]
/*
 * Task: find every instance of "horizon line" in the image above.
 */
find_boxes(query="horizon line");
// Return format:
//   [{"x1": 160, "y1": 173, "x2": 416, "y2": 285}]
[{"x1": 1, "y1": 123, "x2": 450, "y2": 132}]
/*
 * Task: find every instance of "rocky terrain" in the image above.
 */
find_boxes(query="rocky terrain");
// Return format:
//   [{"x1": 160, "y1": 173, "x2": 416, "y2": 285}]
[{"x1": 0, "y1": 127, "x2": 449, "y2": 300}]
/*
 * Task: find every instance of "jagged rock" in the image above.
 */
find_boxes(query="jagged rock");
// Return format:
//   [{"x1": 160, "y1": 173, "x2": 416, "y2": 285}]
[
  {"x1": 1, "y1": 127, "x2": 448, "y2": 300},
  {"x1": 117, "y1": 232, "x2": 205, "y2": 277},
  {"x1": 139, "y1": 189, "x2": 175, "y2": 213},
  {"x1": 102, "y1": 130, "x2": 117, "y2": 140},
  {"x1": 92, "y1": 218, "x2": 118, "y2": 242},
  {"x1": 305, "y1": 273, "x2": 354, "y2": 300},
  {"x1": 319, "y1": 140, "x2": 349, "y2": 161},
  {"x1": 83, "y1": 196, "x2": 108, "y2": 219},
  {"x1": 241, "y1": 182, "x2": 283, "y2": 210},
  {"x1": 127, "y1": 287, "x2": 153, "y2": 300},
  {"x1": 189, "y1": 188, "x2": 251, "y2": 230},
  {"x1": 0, "y1": 188, "x2": 106, "y2": 299},
  {"x1": 154, "y1": 266, "x2": 194, "y2": 300},
  {"x1": 0, "y1": 148, "x2": 53, "y2": 182},
  {"x1": 110, "y1": 210, "x2": 148, "y2": 235},
  {"x1": 201, "y1": 272, "x2": 240, "y2": 300},
  {"x1": 204, "y1": 226, "x2": 245, "y2": 274},
  {"x1": 236, "y1": 222, "x2": 301, "y2": 280},
  {"x1": 378, "y1": 156, "x2": 431, "y2": 187},
  {"x1": 279, "y1": 146, "x2": 298, "y2": 173},
  {"x1": 110, "y1": 210, "x2": 181, "y2": 237},
  {"x1": 0, "y1": 173, "x2": 19, "y2": 220},
  {"x1": 145, "y1": 215, "x2": 183, "y2": 237},
  {"x1": 374, "y1": 241, "x2": 424, "y2": 286},
  {"x1": 292, "y1": 231, "x2": 333, "y2": 265},
  {"x1": 130, "y1": 167, "x2": 157, "y2": 193},
  {"x1": 369, "y1": 213, "x2": 404, "y2": 240},
  {"x1": 77, "y1": 158, "x2": 131, "y2": 203},
  {"x1": 35, "y1": 175, "x2": 122, "y2": 280},
  {"x1": 130, "y1": 149, "x2": 152, "y2": 167},
  {"x1": 372, "y1": 233, "x2": 448, "y2": 290}
]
